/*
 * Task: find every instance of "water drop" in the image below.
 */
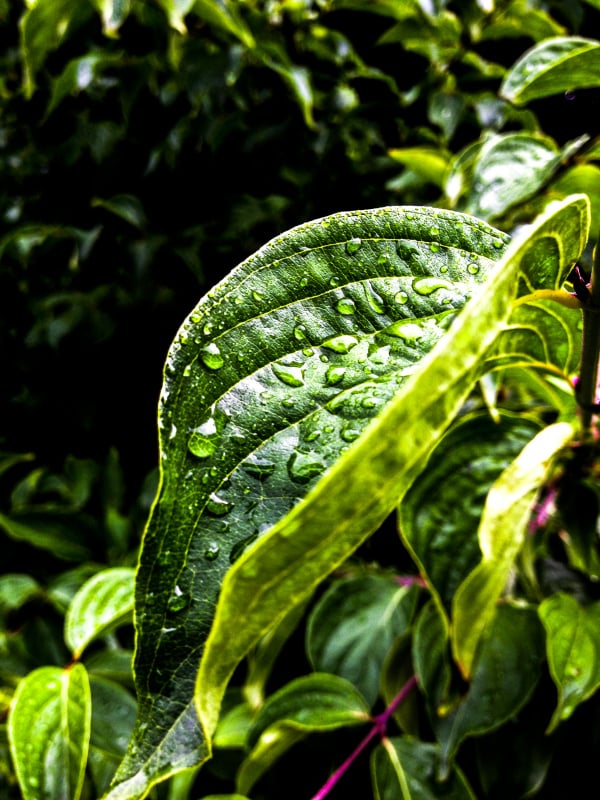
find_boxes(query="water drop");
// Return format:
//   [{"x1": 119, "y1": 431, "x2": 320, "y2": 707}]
[
  {"x1": 245, "y1": 457, "x2": 276, "y2": 479},
  {"x1": 341, "y1": 426, "x2": 361, "y2": 442},
  {"x1": 252, "y1": 290, "x2": 264, "y2": 301},
  {"x1": 204, "y1": 541, "x2": 220, "y2": 560},
  {"x1": 386, "y1": 320, "x2": 425, "y2": 344},
  {"x1": 329, "y1": 276, "x2": 340, "y2": 287},
  {"x1": 325, "y1": 365, "x2": 346, "y2": 385},
  {"x1": 430, "y1": 226, "x2": 440, "y2": 237},
  {"x1": 304, "y1": 429, "x2": 321, "y2": 442},
  {"x1": 294, "y1": 324, "x2": 307, "y2": 341},
  {"x1": 430, "y1": 243, "x2": 440, "y2": 253},
  {"x1": 300, "y1": 275, "x2": 309, "y2": 287},
  {"x1": 282, "y1": 398, "x2": 295, "y2": 409},
  {"x1": 203, "y1": 321, "x2": 214, "y2": 336},
  {"x1": 167, "y1": 585, "x2": 189, "y2": 613},
  {"x1": 200, "y1": 342, "x2": 224, "y2": 370},
  {"x1": 272, "y1": 362, "x2": 305, "y2": 387},
  {"x1": 188, "y1": 431, "x2": 216, "y2": 459},
  {"x1": 346, "y1": 237, "x2": 362, "y2": 254},
  {"x1": 206, "y1": 493, "x2": 233, "y2": 516},
  {"x1": 413, "y1": 277, "x2": 453, "y2": 296},
  {"x1": 493, "y1": 238, "x2": 505, "y2": 249},
  {"x1": 361, "y1": 396, "x2": 380, "y2": 409},
  {"x1": 397, "y1": 242, "x2": 420, "y2": 261},
  {"x1": 365, "y1": 284, "x2": 385, "y2": 313},
  {"x1": 336, "y1": 297, "x2": 356, "y2": 315},
  {"x1": 322, "y1": 334, "x2": 359, "y2": 353},
  {"x1": 183, "y1": 363, "x2": 192, "y2": 377},
  {"x1": 233, "y1": 295, "x2": 243, "y2": 304},
  {"x1": 287, "y1": 451, "x2": 327, "y2": 483},
  {"x1": 394, "y1": 291, "x2": 409, "y2": 305},
  {"x1": 230, "y1": 532, "x2": 258, "y2": 564},
  {"x1": 467, "y1": 263, "x2": 480, "y2": 275}
]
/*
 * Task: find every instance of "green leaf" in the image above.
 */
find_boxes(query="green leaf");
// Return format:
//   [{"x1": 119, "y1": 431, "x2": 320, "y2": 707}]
[
  {"x1": 412, "y1": 600, "x2": 452, "y2": 717},
  {"x1": 65, "y1": 567, "x2": 135, "y2": 659},
  {"x1": 184, "y1": 0, "x2": 255, "y2": 45},
  {"x1": 388, "y1": 148, "x2": 451, "y2": 188},
  {"x1": 90, "y1": 0, "x2": 131, "y2": 36},
  {"x1": 464, "y1": 133, "x2": 561, "y2": 220},
  {"x1": 0, "y1": 574, "x2": 41, "y2": 620},
  {"x1": 237, "y1": 674, "x2": 369, "y2": 795},
  {"x1": 452, "y1": 421, "x2": 574, "y2": 678},
  {"x1": 89, "y1": 677, "x2": 137, "y2": 795},
  {"x1": 47, "y1": 52, "x2": 124, "y2": 116},
  {"x1": 434, "y1": 604, "x2": 545, "y2": 776},
  {"x1": 400, "y1": 412, "x2": 542, "y2": 615},
  {"x1": 551, "y1": 164, "x2": 600, "y2": 242},
  {"x1": 8, "y1": 663, "x2": 91, "y2": 800},
  {"x1": 0, "y1": 512, "x2": 93, "y2": 562},
  {"x1": 110, "y1": 197, "x2": 588, "y2": 799},
  {"x1": 18, "y1": 0, "x2": 93, "y2": 97},
  {"x1": 501, "y1": 36, "x2": 600, "y2": 106},
  {"x1": 371, "y1": 736, "x2": 476, "y2": 800},
  {"x1": 92, "y1": 195, "x2": 147, "y2": 230},
  {"x1": 306, "y1": 576, "x2": 419, "y2": 707},
  {"x1": 539, "y1": 593, "x2": 600, "y2": 732}
]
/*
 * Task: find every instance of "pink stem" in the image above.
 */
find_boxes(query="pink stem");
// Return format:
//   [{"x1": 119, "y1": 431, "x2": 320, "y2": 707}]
[{"x1": 309, "y1": 675, "x2": 418, "y2": 800}]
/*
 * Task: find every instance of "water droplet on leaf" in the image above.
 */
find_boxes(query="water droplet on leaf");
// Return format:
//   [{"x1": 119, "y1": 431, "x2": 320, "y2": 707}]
[
  {"x1": 206, "y1": 493, "x2": 233, "y2": 516},
  {"x1": 325, "y1": 365, "x2": 346, "y2": 385},
  {"x1": 322, "y1": 334, "x2": 359, "y2": 353},
  {"x1": 200, "y1": 342, "x2": 224, "y2": 370},
  {"x1": 245, "y1": 457, "x2": 276, "y2": 479},
  {"x1": 188, "y1": 432, "x2": 217, "y2": 459},
  {"x1": 467, "y1": 263, "x2": 479, "y2": 275},
  {"x1": 386, "y1": 320, "x2": 425, "y2": 344},
  {"x1": 287, "y1": 451, "x2": 326, "y2": 483},
  {"x1": 413, "y1": 277, "x2": 453, "y2": 296},
  {"x1": 394, "y1": 291, "x2": 409, "y2": 305},
  {"x1": 346, "y1": 237, "x2": 362, "y2": 254},
  {"x1": 167, "y1": 585, "x2": 189, "y2": 613},
  {"x1": 336, "y1": 297, "x2": 356, "y2": 315},
  {"x1": 340, "y1": 426, "x2": 361, "y2": 442},
  {"x1": 204, "y1": 542, "x2": 220, "y2": 560},
  {"x1": 272, "y1": 362, "x2": 305, "y2": 387}
]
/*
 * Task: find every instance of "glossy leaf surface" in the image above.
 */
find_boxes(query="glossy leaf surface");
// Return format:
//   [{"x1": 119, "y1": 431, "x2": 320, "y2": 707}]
[
  {"x1": 539, "y1": 592, "x2": 600, "y2": 731},
  {"x1": 501, "y1": 36, "x2": 600, "y2": 105},
  {"x1": 452, "y1": 422, "x2": 574, "y2": 677},
  {"x1": 400, "y1": 413, "x2": 542, "y2": 615},
  {"x1": 65, "y1": 567, "x2": 135, "y2": 659},
  {"x1": 371, "y1": 736, "x2": 475, "y2": 800},
  {"x1": 306, "y1": 575, "x2": 419, "y2": 707},
  {"x1": 8, "y1": 663, "x2": 91, "y2": 800}
]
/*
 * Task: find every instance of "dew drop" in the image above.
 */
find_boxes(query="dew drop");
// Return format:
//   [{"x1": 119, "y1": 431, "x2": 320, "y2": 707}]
[
  {"x1": 233, "y1": 295, "x2": 244, "y2": 304},
  {"x1": 200, "y1": 342, "x2": 224, "y2": 370},
  {"x1": 492, "y1": 238, "x2": 505, "y2": 249},
  {"x1": 294, "y1": 324, "x2": 307, "y2": 341},
  {"x1": 397, "y1": 242, "x2": 420, "y2": 261},
  {"x1": 282, "y1": 398, "x2": 295, "y2": 409},
  {"x1": 329, "y1": 276, "x2": 340, "y2": 287},
  {"x1": 340, "y1": 426, "x2": 361, "y2": 442},
  {"x1": 188, "y1": 432, "x2": 217, "y2": 459},
  {"x1": 322, "y1": 334, "x2": 359, "y2": 353},
  {"x1": 299, "y1": 275, "x2": 309, "y2": 287},
  {"x1": 206, "y1": 493, "x2": 233, "y2": 516},
  {"x1": 430, "y1": 243, "x2": 440, "y2": 253},
  {"x1": 325, "y1": 365, "x2": 346, "y2": 385},
  {"x1": 394, "y1": 291, "x2": 409, "y2": 305},
  {"x1": 204, "y1": 541, "x2": 220, "y2": 560},
  {"x1": 336, "y1": 297, "x2": 356, "y2": 315},
  {"x1": 183, "y1": 363, "x2": 192, "y2": 377},
  {"x1": 346, "y1": 237, "x2": 362, "y2": 254},
  {"x1": 167, "y1": 585, "x2": 189, "y2": 613},
  {"x1": 252, "y1": 290, "x2": 264, "y2": 301},
  {"x1": 244, "y1": 457, "x2": 276, "y2": 479},
  {"x1": 467, "y1": 263, "x2": 480, "y2": 275},
  {"x1": 413, "y1": 277, "x2": 453, "y2": 296},
  {"x1": 287, "y1": 451, "x2": 327, "y2": 483},
  {"x1": 386, "y1": 320, "x2": 425, "y2": 344},
  {"x1": 365, "y1": 283, "x2": 385, "y2": 314},
  {"x1": 304, "y1": 429, "x2": 321, "y2": 442},
  {"x1": 272, "y1": 362, "x2": 305, "y2": 387}
]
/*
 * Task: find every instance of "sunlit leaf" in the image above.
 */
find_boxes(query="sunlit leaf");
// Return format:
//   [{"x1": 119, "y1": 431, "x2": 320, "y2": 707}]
[
  {"x1": 65, "y1": 567, "x2": 135, "y2": 659},
  {"x1": 452, "y1": 421, "x2": 574, "y2": 678},
  {"x1": 8, "y1": 664, "x2": 91, "y2": 800},
  {"x1": 539, "y1": 592, "x2": 600, "y2": 732},
  {"x1": 501, "y1": 36, "x2": 600, "y2": 105}
]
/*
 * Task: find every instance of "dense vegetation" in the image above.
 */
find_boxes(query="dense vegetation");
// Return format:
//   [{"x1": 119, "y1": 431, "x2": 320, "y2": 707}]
[{"x1": 3, "y1": 1, "x2": 600, "y2": 799}]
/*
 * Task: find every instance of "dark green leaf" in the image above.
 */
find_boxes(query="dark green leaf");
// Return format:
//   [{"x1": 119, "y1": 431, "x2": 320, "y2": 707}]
[
  {"x1": 306, "y1": 575, "x2": 419, "y2": 706},
  {"x1": 371, "y1": 736, "x2": 476, "y2": 800},
  {"x1": 89, "y1": 677, "x2": 137, "y2": 796}
]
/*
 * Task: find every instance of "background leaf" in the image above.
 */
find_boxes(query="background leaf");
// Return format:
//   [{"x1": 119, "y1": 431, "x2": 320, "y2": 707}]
[
  {"x1": 539, "y1": 592, "x2": 600, "y2": 731},
  {"x1": 65, "y1": 567, "x2": 135, "y2": 659},
  {"x1": 306, "y1": 576, "x2": 419, "y2": 708},
  {"x1": 8, "y1": 663, "x2": 91, "y2": 800}
]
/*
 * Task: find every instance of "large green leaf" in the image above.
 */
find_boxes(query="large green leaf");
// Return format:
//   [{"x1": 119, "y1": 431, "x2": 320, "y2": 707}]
[
  {"x1": 109, "y1": 197, "x2": 588, "y2": 799},
  {"x1": 8, "y1": 663, "x2": 91, "y2": 800},
  {"x1": 306, "y1": 575, "x2": 419, "y2": 707},
  {"x1": 452, "y1": 421, "x2": 575, "y2": 678},
  {"x1": 539, "y1": 592, "x2": 600, "y2": 732},
  {"x1": 501, "y1": 36, "x2": 600, "y2": 105},
  {"x1": 400, "y1": 412, "x2": 542, "y2": 616}
]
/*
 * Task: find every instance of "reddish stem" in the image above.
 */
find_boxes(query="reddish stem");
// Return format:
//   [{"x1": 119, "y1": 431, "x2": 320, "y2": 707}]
[{"x1": 309, "y1": 675, "x2": 418, "y2": 800}]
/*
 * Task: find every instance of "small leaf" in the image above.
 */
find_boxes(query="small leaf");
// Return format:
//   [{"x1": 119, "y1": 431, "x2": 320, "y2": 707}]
[
  {"x1": 0, "y1": 574, "x2": 41, "y2": 619},
  {"x1": 238, "y1": 674, "x2": 369, "y2": 794},
  {"x1": 464, "y1": 133, "x2": 561, "y2": 220},
  {"x1": 0, "y1": 512, "x2": 92, "y2": 561},
  {"x1": 452, "y1": 422, "x2": 574, "y2": 678},
  {"x1": 92, "y1": 195, "x2": 147, "y2": 230},
  {"x1": 539, "y1": 593, "x2": 600, "y2": 731},
  {"x1": 371, "y1": 736, "x2": 476, "y2": 800},
  {"x1": 47, "y1": 52, "x2": 124, "y2": 116},
  {"x1": 90, "y1": 0, "x2": 131, "y2": 36},
  {"x1": 501, "y1": 36, "x2": 600, "y2": 105},
  {"x1": 65, "y1": 567, "x2": 135, "y2": 659},
  {"x1": 306, "y1": 575, "x2": 419, "y2": 707},
  {"x1": 388, "y1": 147, "x2": 451, "y2": 188},
  {"x1": 89, "y1": 677, "x2": 137, "y2": 795},
  {"x1": 8, "y1": 663, "x2": 91, "y2": 800}
]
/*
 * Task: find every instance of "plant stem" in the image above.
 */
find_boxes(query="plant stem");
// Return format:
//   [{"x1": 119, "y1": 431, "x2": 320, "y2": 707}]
[
  {"x1": 578, "y1": 242, "x2": 600, "y2": 439},
  {"x1": 309, "y1": 675, "x2": 418, "y2": 800}
]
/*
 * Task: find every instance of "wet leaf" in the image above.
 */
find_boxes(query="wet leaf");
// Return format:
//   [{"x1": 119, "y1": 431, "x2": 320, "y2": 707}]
[{"x1": 8, "y1": 663, "x2": 91, "y2": 800}]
